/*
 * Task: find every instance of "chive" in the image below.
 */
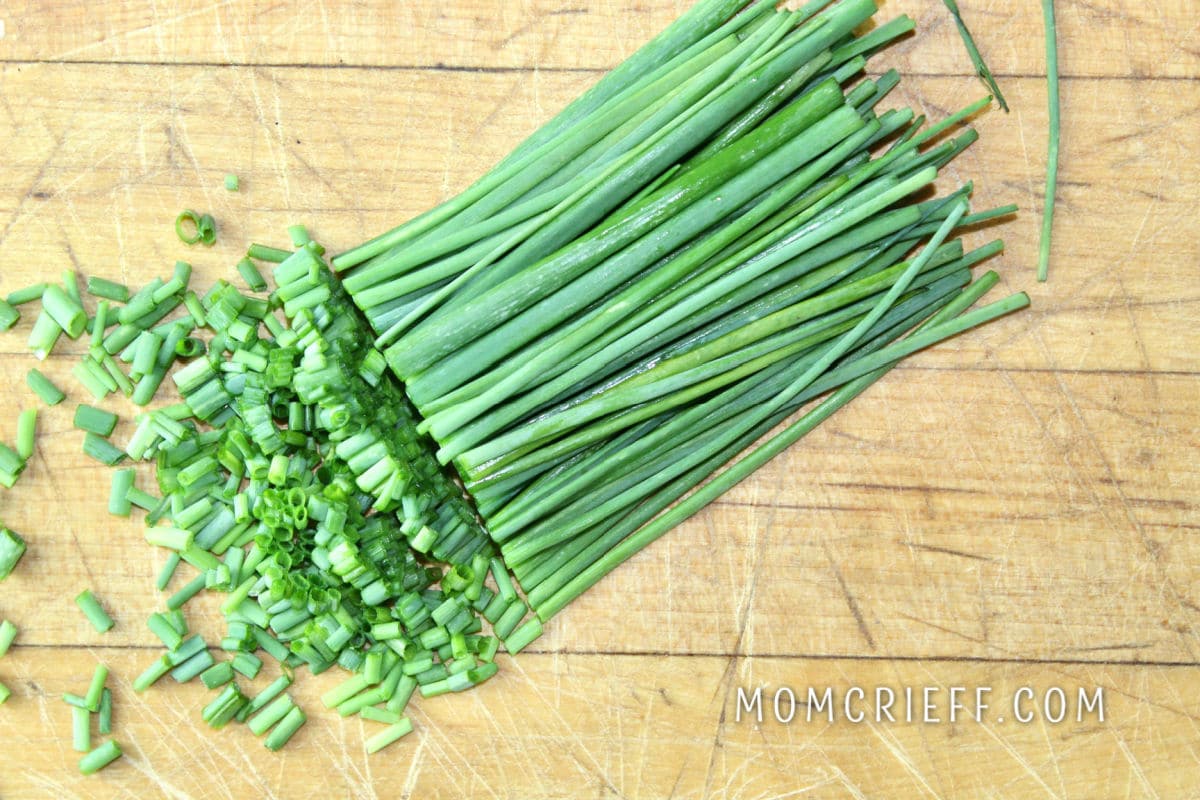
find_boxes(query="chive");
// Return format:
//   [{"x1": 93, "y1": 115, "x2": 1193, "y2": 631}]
[
  {"x1": 237, "y1": 258, "x2": 269, "y2": 292},
  {"x1": 84, "y1": 664, "x2": 109, "y2": 712},
  {"x1": 940, "y1": 0, "x2": 1008, "y2": 112},
  {"x1": 98, "y1": 688, "x2": 113, "y2": 734},
  {"x1": 108, "y1": 469, "x2": 135, "y2": 517},
  {"x1": 74, "y1": 404, "x2": 119, "y2": 437},
  {"x1": 83, "y1": 432, "x2": 127, "y2": 466},
  {"x1": 79, "y1": 740, "x2": 123, "y2": 775},
  {"x1": 1039, "y1": 0, "x2": 1060, "y2": 281},
  {"x1": 6, "y1": 283, "x2": 47, "y2": 306},
  {"x1": 129, "y1": 486, "x2": 160, "y2": 512},
  {"x1": 176, "y1": 210, "x2": 203, "y2": 245},
  {"x1": 231, "y1": 652, "x2": 263, "y2": 679},
  {"x1": 202, "y1": 682, "x2": 248, "y2": 728},
  {"x1": 247, "y1": 244, "x2": 291, "y2": 263},
  {"x1": 167, "y1": 573, "x2": 207, "y2": 610},
  {"x1": 504, "y1": 618, "x2": 543, "y2": 655},
  {"x1": 0, "y1": 680, "x2": 9, "y2": 704},
  {"x1": 90, "y1": 301, "x2": 109, "y2": 347},
  {"x1": 200, "y1": 661, "x2": 235, "y2": 689},
  {"x1": 133, "y1": 655, "x2": 172, "y2": 692},
  {"x1": 63, "y1": 692, "x2": 92, "y2": 709},
  {"x1": 264, "y1": 706, "x2": 306, "y2": 750},
  {"x1": 155, "y1": 552, "x2": 181, "y2": 590},
  {"x1": 72, "y1": 705, "x2": 91, "y2": 752},
  {"x1": 365, "y1": 718, "x2": 413, "y2": 754},
  {"x1": 75, "y1": 590, "x2": 114, "y2": 633},
  {"x1": 197, "y1": 214, "x2": 217, "y2": 246},
  {"x1": 28, "y1": 310, "x2": 62, "y2": 359},
  {"x1": 0, "y1": 299, "x2": 18, "y2": 331},
  {"x1": 0, "y1": 527, "x2": 25, "y2": 578},
  {"x1": 244, "y1": 675, "x2": 292, "y2": 717},
  {"x1": 16, "y1": 408, "x2": 37, "y2": 461},
  {"x1": 0, "y1": 619, "x2": 16, "y2": 656},
  {"x1": 175, "y1": 337, "x2": 205, "y2": 358},
  {"x1": 248, "y1": 693, "x2": 294, "y2": 736},
  {"x1": 171, "y1": 649, "x2": 215, "y2": 682},
  {"x1": 224, "y1": 174, "x2": 240, "y2": 191},
  {"x1": 87, "y1": 276, "x2": 130, "y2": 303},
  {"x1": 42, "y1": 284, "x2": 87, "y2": 338}
]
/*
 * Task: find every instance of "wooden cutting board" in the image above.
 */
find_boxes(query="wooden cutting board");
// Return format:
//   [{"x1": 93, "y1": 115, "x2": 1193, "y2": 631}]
[{"x1": 0, "y1": 1, "x2": 1196, "y2": 796}]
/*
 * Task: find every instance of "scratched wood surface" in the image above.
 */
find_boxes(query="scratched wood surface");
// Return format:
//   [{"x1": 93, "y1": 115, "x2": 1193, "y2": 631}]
[{"x1": 0, "y1": 1, "x2": 1196, "y2": 797}]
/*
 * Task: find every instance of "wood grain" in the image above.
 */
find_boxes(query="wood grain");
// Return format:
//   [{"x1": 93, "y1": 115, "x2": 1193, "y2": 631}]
[{"x1": 0, "y1": 0, "x2": 1195, "y2": 797}]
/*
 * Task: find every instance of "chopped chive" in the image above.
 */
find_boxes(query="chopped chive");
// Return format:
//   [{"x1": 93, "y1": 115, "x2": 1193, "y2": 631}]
[
  {"x1": 147, "y1": 612, "x2": 184, "y2": 650},
  {"x1": 90, "y1": 301, "x2": 109, "y2": 347},
  {"x1": 244, "y1": 674, "x2": 292, "y2": 718},
  {"x1": 28, "y1": 310, "x2": 62, "y2": 359},
  {"x1": 200, "y1": 661, "x2": 235, "y2": 689},
  {"x1": 0, "y1": 299, "x2": 18, "y2": 332},
  {"x1": 108, "y1": 469, "x2": 136, "y2": 517},
  {"x1": 16, "y1": 408, "x2": 37, "y2": 460},
  {"x1": 63, "y1": 692, "x2": 92, "y2": 709},
  {"x1": 42, "y1": 284, "x2": 87, "y2": 339},
  {"x1": 71, "y1": 705, "x2": 91, "y2": 752},
  {"x1": 79, "y1": 740, "x2": 123, "y2": 775},
  {"x1": 74, "y1": 404, "x2": 119, "y2": 437},
  {"x1": 176, "y1": 210, "x2": 203, "y2": 245},
  {"x1": 6, "y1": 283, "x2": 47, "y2": 306},
  {"x1": 237, "y1": 258, "x2": 269, "y2": 292},
  {"x1": 133, "y1": 655, "x2": 172, "y2": 692},
  {"x1": 0, "y1": 680, "x2": 9, "y2": 704},
  {"x1": 248, "y1": 693, "x2": 295, "y2": 736},
  {"x1": 1039, "y1": 0, "x2": 1060, "y2": 281},
  {"x1": 264, "y1": 706, "x2": 307, "y2": 751},
  {"x1": 170, "y1": 649, "x2": 215, "y2": 683},
  {"x1": 504, "y1": 617, "x2": 544, "y2": 655},
  {"x1": 167, "y1": 573, "x2": 207, "y2": 610},
  {"x1": 231, "y1": 652, "x2": 263, "y2": 679},
  {"x1": 365, "y1": 718, "x2": 413, "y2": 754},
  {"x1": 63, "y1": 269, "x2": 82, "y2": 307},
  {"x1": 0, "y1": 529, "x2": 22, "y2": 580},
  {"x1": 0, "y1": 619, "x2": 16, "y2": 656},
  {"x1": 247, "y1": 244, "x2": 291, "y2": 263},
  {"x1": 86, "y1": 276, "x2": 130, "y2": 303},
  {"x1": 75, "y1": 590, "x2": 114, "y2": 633},
  {"x1": 83, "y1": 432, "x2": 127, "y2": 466},
  {"x1": 224, "y1": 174, "x2": 240, "y2": 191},
  {"x1": 175, "y1": 337, "x2": 205, "y2": 358},
  {"x1": 84, "y1": 664, "x2": 109, "y2": 712},
  {"x1": 197, "y1": 214, "x2": 217, "y2": 245},
  {"x1": 202, "y1": 682, "x2": 248, "y2": 728},
  {"x1": 98, "y1": 688, "x2": 113, "y2": 734}
]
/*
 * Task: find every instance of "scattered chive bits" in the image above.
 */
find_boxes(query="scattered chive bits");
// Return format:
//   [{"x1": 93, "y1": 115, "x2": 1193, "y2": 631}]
[{"x1": 75, "y1": 590, "x2": 115, "y2": 633}]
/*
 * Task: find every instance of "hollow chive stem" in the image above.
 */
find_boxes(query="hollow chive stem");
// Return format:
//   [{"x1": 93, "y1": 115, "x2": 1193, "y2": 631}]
[
  {"x1": 42, "y1": 284, "x2": 87, "y2": 338},
  {"x1": 75, "y1": 590, "x2": 114, "y2": 633},
  {"x1": 0, "y1": 619, "x2": 17, "y2": 656},
  {"x1": 72, "y1": 705, "x2": 91, "y2": 752},
  {"x1": 224, "y1": 174, "x2": 240, "y2": 191},
  {"x1": 26, "y1": 368, "x2": 65, "y2": 405},
  {"x1": 941, "y1": 0, "x2": 1008, "y2": 111},
  {"x1": 7, "y1": 283, "x2": 47, "y2": 305},
  {"x1": 16, "y1": 408, "x2": 37, "y2": 460},
  {"x1": 87, "y1": 276, "x2": 130, "y2": 303},
  {"x1": 98, "y1": 689, "x2": 113, "y2": 734},
  {"x1": 0, "y1": 299, "x2": 18, "y2": 331},
  {"x1": 85, "y1": 664, "x2": 109, "y2": 712},
  {"x1": 74, "y1": 404, "x2": 119, "y2": 437},
  {"x1": 1038, "y1": 0, "x2": 1060, "y2": 282},
  {"x1": 365, "y1": 718, "x2": 414, "y2": 754}
]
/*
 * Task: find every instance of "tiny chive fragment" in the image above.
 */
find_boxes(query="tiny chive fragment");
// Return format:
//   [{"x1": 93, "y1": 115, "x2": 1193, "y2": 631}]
[
  {"x1": 224, "y1": 173, "x2": 239, "y2": 192},
  {"x1": 0, "y1": 619, "x2": 17, "y2": 656},
  {"x1": 0, "y1": 299, "x2": 18, "y2": 332},
  {"x1": 75, "y1": 589, "x2": 115, "y2": 633},
  {"x1": 1039, "y1": 0, "x2": 1060, "y2": 281}
]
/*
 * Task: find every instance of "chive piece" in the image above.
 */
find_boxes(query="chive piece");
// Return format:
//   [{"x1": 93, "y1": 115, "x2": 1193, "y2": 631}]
[
  {"x1": 231, "y1": 652, "x2": 263, "y2": 679},
  {"x1": 0, "y1": 299, "x2": 19, "y2": 331},
  {"x1": 147, "y1": 613, "x2": 183, "y2": 650},
  {"x1": 0, "y1": 680, "x2": 9, "y2": 704},
  {"x1": 90, "y1": 300, "x2": 109, "y2": 347},
  {"x1": 27, "y1": 310, "x2": 62, "y2": 359},
  {"x1": 167, "y1": 573, "x2": 208, "y2": 611},
  {"x1": 75, "y1": 590, "x2": 114, "y2": 633},
  {"x1": 360, "y1": 706, "x2": 404, "y2": 725},
  {"x1": 200, "y1": 661, "x2": 235, "y2": 689},
  {"x1": 63, "y1": 692, "x2": 92, "y2": 709},
  {"x1": 0, "y1": 532, "x2": 24, "y2": 582},
  {"x1": 245, "y1": 675, "x2": 292, "y2": 717},
  {"x1": 79, "y1": 740, "x2": 123, "y2": 775},
  {"x1": 170, "y1": 649, "x2": 215, "y2": 683},
  {"x1": 108, "y1": 469, "x2": 135, "y2": 517},
  {"x1": 98, "y1": 689, "x2": 113, "y2": 734},
  {"x1": 175, "y1": 337, "x2": 205, "y2": 358},
  {"x1": 26, "y1": 368, "x2": 65, "y2": 405},
  {"x1": 176, "y1": 210, "x2": 203, "y2": 245},
  {"x1": 42, "y1": 284, "x2": 87, "y2": 338},
  {"x1": 940, "y1": 0, "x2": 1008, "y2": 112},
  {"x1": 0, "y1": 619, "x2": 16, "y2": 656},
  {"x1": 7, "y1": 283, "x2": 47, "y2": 306},
  {"x1": 365, "y1": 718, "x2": 413, "y2": 754},
  {"x1": 86, "y1": 276, "x2": 130, "y2": 303},
  {"x1": 72, "y1": 705, "x2": 91, "y2": 752},
  {"x1": 83, "y1": 432, "x2": 127, "y2": 466},
  {"x1": 16, "y1": 408, "x2": 37, "y2": 461},
  {"x1": 247, "y1": 244, "x2": 291, "y2": 263},
  {"x1": 156, "y1": 552, "x2": 182, "y2": 591},
  {"x1": 85, "y1": 664, "x2": 109, "y2": 712},
  {"x1": 202, "y1": 683, "x2": 248, "y2": 728},
  {"x1": 197, "y1": 214, "x2": 217, "y2": 245},
  {"x1": 74, "y1": 404, "x2": 119, "y2": 437},
  {"x1": 224, "y1": 174, "x2": 240, "y2": 191},
  {"x1": 264, "y1": 706, "x2": 307, "y2": 751},
  {"x1": 504, "y1": 618, "x2": 544, "y2": 654},
  {"x1": 248, "y1": 693, "x2": 295, "y2": 736},
  {"x1": 237, "y1": 258, "x2": 269, "y2": 292},
  {"x1": 133, "y1": 655, "x2": 172, "y2": 692},
  {"x1": 321, "y1": 674, "x2": 370, "y2": 709},
  {"x1": 1038, "y1": 0, "x2": 1060, "y2": 281},
  {"x1": 287, "y1": 225, "x2": 311, "y2": 247}
]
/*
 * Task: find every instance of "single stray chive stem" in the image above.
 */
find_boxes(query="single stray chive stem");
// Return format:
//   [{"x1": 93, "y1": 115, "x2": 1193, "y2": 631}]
[
  {"x1": 940, "y1": 0, "x2": 1008, "y2": 111},
  {"x1": 79, "y1": 740, "x2": 123, "y2": 775},
  {"x1": 0, "y1": 619, "x2": 17, "y2": 656},
  {"x1": 1038, "y1": 0, "x2": 1060, "y2": 282},
  {"x1": 27, "y1": 368, "x2": 65, "y2": 405}
]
